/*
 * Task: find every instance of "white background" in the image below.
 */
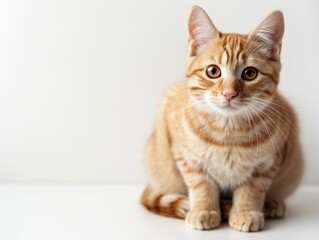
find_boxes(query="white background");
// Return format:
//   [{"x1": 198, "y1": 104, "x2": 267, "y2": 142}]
[{"x1": 0, "y1": 0, "x2": 318, "y2": 184}]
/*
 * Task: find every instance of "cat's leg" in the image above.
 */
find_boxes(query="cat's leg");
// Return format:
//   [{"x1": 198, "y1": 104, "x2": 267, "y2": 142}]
[
  {"x1": 220, "y1": 196, "x2": 285, "y2": 219},
  {"x1": 229, "y1": 165, "x2": 279, "y2": 232},
  {"x1": 176, "y1": 157, "x2": 221, "y2": 230},
  {"x1": 264, "y1": 163, "x2": 299, "y2": 219},
  {"x1": 265, "y1": 140, "x2": 304, "y2": 219},
  {"x1": 142, "y1": 130, "x2": 190, "y2": 218},
  {"x1": 263, "y1": 197, "x2": 286, "y2": 219}
]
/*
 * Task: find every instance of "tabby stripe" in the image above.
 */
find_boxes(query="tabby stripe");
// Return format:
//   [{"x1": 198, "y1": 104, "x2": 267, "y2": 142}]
[
  {"x1": 186, "y1": 67, "x2": 205, "y2": 78},
  {"x1": 189, "y1": 86, "x2": 205, "y2": 92},
  {"x1": 175, "y1": 159, "x2": 208, "y2": 194},
  {"x1": 253, "y1": 172, "x2": 273, "y2": 180},
  {"x1": 242, "y1": 52, "x2": 247, "y2": 64},
  {"x1": 189, "y1": 181, "x2": 206, "y2": 190},
  {"x1": 236, "y1": 48, "x2": 242, "y2": 60},
  {"x1": 153, "y1": 194, "x2": 164, "y2": 213},
  {"x1": 201, "y1": 112, "x2": 266, "y2": 133},
  {"x1": 169, "y1": 197, "x2": 187, "y2": 217},
  {"x1": 247, "y1": 78, "x2": 275, "y2": 92},
  {"x1": 225, "y1": 48, "x2": 230, "y2": 65},
  {"x1": 250, "y1": 181, "x2": 270, "y2": 194},
  {"x1": 185, "y1": 111, "x2": 275, "y2": 147},
  {"x1": 194, "y1": 75, "x2": 214, "y2": 88},
  {"x1": 175, "y1": 158, "x2": 203, "y2": 176},
  {"x1": 175, "y1": 157, "x2": 184, "y2": 162},
  {"x1": 262, "y1": 89, "x2": 273, "y2": 96},
  {"x1": 183, "y1": 168, "x2": 204, "y2": 175},
  {"x1": 185, "y1": 105, "x2": 271, "y2": 135},
  {"x1": 218, "y1": 50, "x2": 223, "y2": 64},
  {"x1": 239, "y1": 40, "x2": 244, "y2": 52}
]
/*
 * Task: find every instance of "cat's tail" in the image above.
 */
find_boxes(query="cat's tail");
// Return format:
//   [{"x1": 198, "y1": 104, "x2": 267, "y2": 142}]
[
  {"x1": 141, "y1": 186, "x2": 235, "y2": 219},
  {"x1": 141, "y1": 186, "x2": 189, "y2": 219}
]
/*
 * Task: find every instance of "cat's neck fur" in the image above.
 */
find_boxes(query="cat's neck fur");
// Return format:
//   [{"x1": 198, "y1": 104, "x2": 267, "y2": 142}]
[{"x1": 186, "y1": 94, "x2": 276, "y2": 132}]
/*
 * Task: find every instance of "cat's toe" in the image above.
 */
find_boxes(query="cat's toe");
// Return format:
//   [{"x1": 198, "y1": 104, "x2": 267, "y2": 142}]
[
  {"x1": 265, "y1": 199, "x2": 286, "y2": 219},
  {"x1": 229, "y1": 211, "x2": 264, "y2": 232},
  {"x1": 186, "y1": 209, "x2": 221, "y2": 230}
]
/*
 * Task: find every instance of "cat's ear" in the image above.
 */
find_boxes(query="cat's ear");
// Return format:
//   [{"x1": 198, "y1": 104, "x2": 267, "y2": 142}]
[
  {"x1": 249, "y1": 11, "x2": 285, "y2": 60},
  {"x1": 188, "y1": 6, "x2": 219, "y2": 57}
]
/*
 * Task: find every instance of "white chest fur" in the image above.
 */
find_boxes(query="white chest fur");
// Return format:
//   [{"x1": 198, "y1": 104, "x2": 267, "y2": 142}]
[{"x1": 177, "y1": 121, "x2": 275, "y2": 190}]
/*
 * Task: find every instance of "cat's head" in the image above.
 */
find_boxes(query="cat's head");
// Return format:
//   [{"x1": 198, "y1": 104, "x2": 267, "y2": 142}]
[{"x1": 186, "y1": 6, "x2": 284, "y2": 116}]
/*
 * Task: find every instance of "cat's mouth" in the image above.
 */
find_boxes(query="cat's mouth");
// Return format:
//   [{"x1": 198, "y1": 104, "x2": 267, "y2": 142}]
[
  {"x1": 216, "y1": 100, "x2": 238, "y2": 109},
  {"x1": 205, "y1": 96, "x2": 247, "y2": 114},
  {"x1": 209, "y1": 99, "x2": 248, "y2": 115}
]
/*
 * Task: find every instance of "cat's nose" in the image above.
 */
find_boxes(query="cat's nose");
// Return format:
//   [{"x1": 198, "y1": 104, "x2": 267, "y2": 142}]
[{"x1": 222, "y1": 90, "x2": 238, "y2": 102}]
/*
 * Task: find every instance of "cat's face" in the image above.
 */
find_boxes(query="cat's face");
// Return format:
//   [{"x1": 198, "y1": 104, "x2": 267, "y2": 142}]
[{"x1": 186, "y1": 7, "x2": 284, "y2": 116}]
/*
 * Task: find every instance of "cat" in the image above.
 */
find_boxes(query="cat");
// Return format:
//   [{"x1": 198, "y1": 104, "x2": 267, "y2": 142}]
[{"x1": 141, "y1": 6, "x2": 304, "y2": 232}]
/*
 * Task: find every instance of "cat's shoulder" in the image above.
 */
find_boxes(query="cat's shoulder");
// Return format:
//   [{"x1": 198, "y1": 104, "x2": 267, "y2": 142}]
[
  {"x1": 273, "y1": 91, "x2": 298, "y2": 124},
  {"x1": 165, "y1": 80, "x2": 188, "y2": 96},
  {"x1": 161, "y1": 80, "x2": 188, "y2": 103},
  {"x1": 158, "y1": 80, "x2": 189, "y2": 114},
  {"x1": 274, "y1": 92, "x2": 296, "y2": 111}
]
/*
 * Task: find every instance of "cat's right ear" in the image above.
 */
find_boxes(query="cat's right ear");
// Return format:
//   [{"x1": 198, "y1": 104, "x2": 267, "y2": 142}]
[
  {"x1": 188, "y1": 6, "x2": 219, "y2": 57},
  {"x1": 249, "y1": 11, "x2": 285, "y2": 61}
]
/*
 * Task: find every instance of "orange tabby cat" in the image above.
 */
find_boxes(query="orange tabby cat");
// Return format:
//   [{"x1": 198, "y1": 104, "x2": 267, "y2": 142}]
[{"x1": 141, "y1": 6, "x2": 304, "y2": 232}]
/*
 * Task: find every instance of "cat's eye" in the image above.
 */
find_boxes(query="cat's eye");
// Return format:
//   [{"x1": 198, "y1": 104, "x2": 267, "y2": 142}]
[
  {"x1": 242, "y1": 67, "x2": 258, "y2": 81},
  {"x1": 206, "y1": 65, "x2": 221, "y2": 79}
]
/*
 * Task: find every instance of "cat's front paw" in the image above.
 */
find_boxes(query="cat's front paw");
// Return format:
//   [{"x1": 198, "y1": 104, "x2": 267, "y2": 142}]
[
  {"x1": 229, "y1": 211, "x2": 264, "y2": 232},
  {"x1": 264, "y1": 199, "x2": 286, "y2": 219},
  {"x1": 186, "y1": 209, "x2": 221, "y2": 230}
]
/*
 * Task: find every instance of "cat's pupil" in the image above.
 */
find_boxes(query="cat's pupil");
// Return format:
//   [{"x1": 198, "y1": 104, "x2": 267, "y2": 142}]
[
  {"x1": 246, "y1": 69, "x2": 252, "y2": 76},
  {"x1": 211, "y1": 67, "x2": 217, "y2": 75}
]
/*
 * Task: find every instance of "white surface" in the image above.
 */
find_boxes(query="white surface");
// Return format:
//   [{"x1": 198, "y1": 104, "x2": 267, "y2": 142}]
[
  {"x1": 0, "y1": 184, "x2": 318, "y2": 240},
  {"x1": 0, "y1": 0, "x2": 319, "y2": 184}
]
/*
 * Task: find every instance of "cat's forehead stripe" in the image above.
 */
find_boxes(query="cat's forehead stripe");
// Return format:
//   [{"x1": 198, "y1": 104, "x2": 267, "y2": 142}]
[{"x1": 216, "y1": 34, "x2": 247, "y2": 66}]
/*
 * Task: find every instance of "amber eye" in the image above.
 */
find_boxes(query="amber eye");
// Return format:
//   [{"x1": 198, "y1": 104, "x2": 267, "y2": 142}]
[
  {"x1": 242, "y1": 67, "x2": 258, "y2": 81},
  {"x1": 206, "y1": 65, "x2": 221, "y2": 79}
]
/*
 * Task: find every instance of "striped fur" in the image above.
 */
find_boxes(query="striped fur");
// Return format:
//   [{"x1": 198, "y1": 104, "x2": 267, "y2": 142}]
[
  {"x1": 141, "y1": 186, "x2": 189, "y2": 219},
  {"x1": 141, "y1": 7, "x2": 303, "y2": 232}
]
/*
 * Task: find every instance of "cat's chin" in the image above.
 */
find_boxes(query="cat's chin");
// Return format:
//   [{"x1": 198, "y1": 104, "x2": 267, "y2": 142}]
[
  {"x1": 216, "y1": 106, "x2": 243, "y2": 116},
  {"x1": 194, "y1": 99, "x2": 246, "y2": 117},
  {"x1": 208, "y1": 102, "x2": 245, "y2": 117}
]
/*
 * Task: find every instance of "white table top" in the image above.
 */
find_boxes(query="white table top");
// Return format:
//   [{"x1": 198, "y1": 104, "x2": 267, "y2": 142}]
[{"x1": 0, "y1": 184, "x2": 318, "y2": 240}]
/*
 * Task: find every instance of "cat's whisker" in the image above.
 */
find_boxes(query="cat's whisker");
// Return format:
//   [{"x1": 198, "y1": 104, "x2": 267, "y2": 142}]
[
  {"x1": 246, "y1": 107, "x2": 262, "y2": 163},
  {"x1": 249, "y1": 102, "x2": 293, "y2": 149},
  {"x1": 248, "y1": 105, "x2": 283, "y2": 161},
  {"x1": 250, "y1": 96, "x2": 294, "y2": 113},
  {"x1": 250, "y1": 105, "x2": 287, "y2": 162},
  {"x1": 248, "y1": 98, "x2": 298, "y2": 137}
]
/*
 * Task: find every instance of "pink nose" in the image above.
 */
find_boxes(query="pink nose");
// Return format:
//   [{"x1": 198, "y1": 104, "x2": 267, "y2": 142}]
[{"x1": 222, "y1": 90, "x2": 238, "y2": 102}]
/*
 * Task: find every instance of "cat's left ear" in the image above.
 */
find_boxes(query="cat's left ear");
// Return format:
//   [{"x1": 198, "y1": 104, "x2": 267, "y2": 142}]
[{"x1": 249, "y1": 11, "x2": 285, "y2": 60}]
